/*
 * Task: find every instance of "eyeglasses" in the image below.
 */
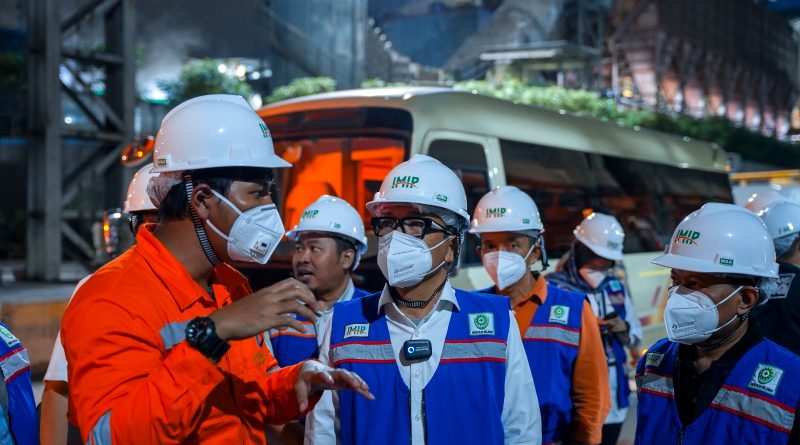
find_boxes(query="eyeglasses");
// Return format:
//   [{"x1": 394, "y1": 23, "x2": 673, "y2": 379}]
[{"x1": 371, "y1": 216, "x2": 452, "y2": 238}]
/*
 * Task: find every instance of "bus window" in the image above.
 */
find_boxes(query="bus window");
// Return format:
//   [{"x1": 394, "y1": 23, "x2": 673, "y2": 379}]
[
  {"x1": 273, "y1": 136, "x2": 406, "y2": 231},
  {"x1": 598, "y1": 154, "x2": 732, "y2": 252},
  {"x1": 427, "y1": 139, "x2": 490, "y2": 266},
  {"x1": 500, "y1": 139, "x2": 594, "y2": 258}
]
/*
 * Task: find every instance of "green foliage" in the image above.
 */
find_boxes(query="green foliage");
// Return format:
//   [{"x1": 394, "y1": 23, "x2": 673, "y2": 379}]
[
  {"x1": 453, "y1": 80, "x2": 800, "y2": 168},
  {"x1": 158, "y1": 59, "x2": 254, "y2": 106},
  {"x1": 265, "y1": 77, "x2": 336, "y2": 104}
]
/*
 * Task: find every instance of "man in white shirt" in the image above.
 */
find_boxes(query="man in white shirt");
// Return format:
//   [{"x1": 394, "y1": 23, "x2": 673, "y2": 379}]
[{"x1": 305, "y1": 155, "x2": 541, "y2": 445}]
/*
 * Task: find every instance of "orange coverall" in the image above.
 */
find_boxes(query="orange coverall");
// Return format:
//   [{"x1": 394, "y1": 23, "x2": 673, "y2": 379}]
[{"x1": 62, "y1": 227, "x2": 315, "y2": 444}]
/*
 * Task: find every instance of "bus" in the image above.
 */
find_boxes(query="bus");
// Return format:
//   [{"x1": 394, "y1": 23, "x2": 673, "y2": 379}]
[{"x1": 255, "y1": 87, "x2": 732, "y2": 349}]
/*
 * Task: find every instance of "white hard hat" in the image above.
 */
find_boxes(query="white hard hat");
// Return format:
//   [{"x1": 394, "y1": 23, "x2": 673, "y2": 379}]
[
  {"x1": 744, "y1": 189, "x2": 786, "y2": 214},
  {"x1": 574, "y1": 213, "x2": 625, "y2": 261},
  {"x1": 286, "y1": 195, "x2": 368, "y2": 253},
  {"x1": 469, "y1": 186, "x2": 544, "y2": 234},
  {"x1": 758, "y1": 200, "x2": 800, "y2": 240},
  {"x1": 366, "y1": 154, "x2": 469, "y2": 227},
  {"x1": 151, "y1": 94, "x2": 291, "y2": 173},
  {"x1": 124, "y1": 164, "x2": 158, "y2": 212},
  {"x1": 652, "y1": 202, "x2": 778, "y2": 279}
]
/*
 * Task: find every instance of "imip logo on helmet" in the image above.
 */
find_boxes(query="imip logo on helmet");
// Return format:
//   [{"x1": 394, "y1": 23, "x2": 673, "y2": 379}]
[
  {"x1": 675, "y1": 229, "x2": 700, "y2": 245},
  {"x1": 302, "y1": 209, "x2": 319, "y2": 219},
  {"x1": 391, "y1": 176, "x2": 419, "y2": 189},
  {"x1": 259, "y1": 123, "x2": 271, "y2": 138},
  {"x1": 486, "y1": 208, "x2": 507, "y2": 218}
]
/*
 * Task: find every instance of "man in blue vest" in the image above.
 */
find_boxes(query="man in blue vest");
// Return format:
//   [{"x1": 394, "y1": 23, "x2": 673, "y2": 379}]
[
  {"x1": 267, "y1": 195, "x2": 370, "y2": 444},
  {"x1": 0, "y1": 321, "x2": 38, "y2": 444},
  {"x1": 547, "y1": 213, "x2": 642, "y2": 445},
  {"x1": 306, "y1": 154, "x2": 541, "y2": 445},
  {"x1": 636, "y1": 203, "x2": 800, "y2": 444},
  {"x1": 753, "y1": 200, "x2": 800, "y2": 355},
  {"x1": 269, "y1": 195, "x2": 370, "y2": 367},
  {"x1": 470, "y1": 186, "x2": 610, "y2": 445}
]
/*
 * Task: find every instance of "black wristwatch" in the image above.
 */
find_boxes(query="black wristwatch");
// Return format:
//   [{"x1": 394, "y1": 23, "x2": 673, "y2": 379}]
[{"x1": 185, "y1": 317, "x2": 230, "y2": 363}]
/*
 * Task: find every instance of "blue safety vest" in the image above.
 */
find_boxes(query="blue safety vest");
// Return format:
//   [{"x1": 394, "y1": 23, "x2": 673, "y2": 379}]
[
  {"x1": 0, "y1": 323, "x2": 38, "y2": 445},
  {"x1": 329, "y1": 289, "x2": 510, "y2": 445},
  {"x1": 480, "y1": 283, "x2": 584, "y2": 444},
  {"x1": 635, "y1": 337, "x2": 800, "y2": 444},
  {"x1": 548, "y1": 271, "x2": 631, "y2": 409},
  {"x1": 269, "y1": 286, "x2": 369, "y2": 367}
]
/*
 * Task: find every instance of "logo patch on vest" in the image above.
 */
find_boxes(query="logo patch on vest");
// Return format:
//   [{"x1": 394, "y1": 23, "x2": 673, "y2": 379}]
[
  {"x1": 609, "y1": 280, "x2": 622, "y2": 292},
  {"x1": 748, "y1": 363, "x2": 784, "y2": 395},
  {"x1": 549, "y1": 305, "x2": 570, "y2": 325},
  {"x1": 469, "y1": 312, "x2": 495, "y2": 336},
  {"x1": 344, "y1": 323, "x2": 370, "y2": 339},
  {"x1": 0, "y1": 326, "x2": 19, "y2": 348},
  {"x1": 645, "y1": 352, "x2": 664, "y2": 368}
]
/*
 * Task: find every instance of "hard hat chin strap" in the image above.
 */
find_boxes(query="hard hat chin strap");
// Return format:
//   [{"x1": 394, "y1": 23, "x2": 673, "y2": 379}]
[{"x1": 184, "y1": 173, "x2": 221, "y2": 266}]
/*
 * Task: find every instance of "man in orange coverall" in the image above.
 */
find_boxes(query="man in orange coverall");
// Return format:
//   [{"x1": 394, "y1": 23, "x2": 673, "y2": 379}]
[{"x1": 61, "y1": 94, "x2": 373, "y2": 444}]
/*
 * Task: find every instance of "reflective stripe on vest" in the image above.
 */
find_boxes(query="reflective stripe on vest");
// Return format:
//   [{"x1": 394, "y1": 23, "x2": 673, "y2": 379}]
[
  {"x1": 0, "y1": 348, "x2": 29, "y2": 382},
  {"x1": 638, "y1": 371, "x2": 796, "y2": 434},
  {"x1": 159, "y1": 321, "x2": 189, "y2": 351},
  {"x1": 636, "y1": 370, "x2": 674, "y2": 399},
  {"x1": 710, "y1": 384, "x2": 796, "y2": 434},
  {"x1": 330, "y1": 341, "x2": 394, "y2": 366},
  {"x1": 440, "y1": 339, "x2": 506, "y2": 364},
  {"x1": 270, "y1": 320, "x2": 315, "y2": 339},
  {"x1": 523, "y1": 324, "x2": 580, "y2": 348}
]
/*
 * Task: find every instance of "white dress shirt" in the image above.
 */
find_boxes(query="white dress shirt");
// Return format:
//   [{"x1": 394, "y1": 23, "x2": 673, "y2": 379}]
[{"x1": 305, "y1": 282, "x2": 542, "y2": 445}]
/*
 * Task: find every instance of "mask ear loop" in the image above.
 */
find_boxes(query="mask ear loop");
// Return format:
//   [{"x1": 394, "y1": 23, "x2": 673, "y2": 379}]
[
  {"x1": 530, "y1": 235, "x2": 549, "y2": 273},
  {"x1": 184, "y1": 173, "x2": 221, "y2": 266}
]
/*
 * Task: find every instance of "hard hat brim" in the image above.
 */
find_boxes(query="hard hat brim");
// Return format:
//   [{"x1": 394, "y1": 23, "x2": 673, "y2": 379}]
[
  {"x1": 285, "y1": 228, "x2": 368, "y2": 254},
  {"x1": 575, "y1": 234, "x2": 624, "y2": 261},
  {"x1": 651, "y1": 252, "x2": 779, "y2": 279},
  {"x1": 152, "y1": 154, "x2": 292, "y2": 173}
]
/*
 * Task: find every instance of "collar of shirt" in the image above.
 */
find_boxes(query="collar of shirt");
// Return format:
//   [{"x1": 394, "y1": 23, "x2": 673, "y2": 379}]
[
  {"x1": 134, "y1": 226, "x2": 248, "y2": 311},
  {"x1": 377, "y1": 281, "x2": 459, "y2": 327}
]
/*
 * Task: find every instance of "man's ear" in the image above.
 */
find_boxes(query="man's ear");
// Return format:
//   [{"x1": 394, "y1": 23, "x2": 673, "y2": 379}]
[
  {"x1": 475, "y1": 244, "x2": 482, "y2": 258},
  {"x1": 340, "y1": 248, "x2": 356, "y2": 271},
  {"x1": 737, "y1": 286, "x2": 759, "y2": 314},
  {"x1": 190, "y1": 184, "x2": 216, "y2": 220}
]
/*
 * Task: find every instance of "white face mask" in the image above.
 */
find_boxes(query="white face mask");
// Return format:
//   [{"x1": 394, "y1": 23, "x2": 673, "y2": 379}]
[
  {"x1": 579, "y1": 267, "x2": 609, "y2": 289},
  {"x1": 482, "y1": 244, "x2": 535, "y2": 290},
  {"x1": 206, "y1": 190, "x2": 285, "y2": 264},
  {"x1": 664, "y1": 285, "x2": 742, "y2": 345},
  {"x1": 377, "y1": 230, "x2": 451, "y2": 288}
]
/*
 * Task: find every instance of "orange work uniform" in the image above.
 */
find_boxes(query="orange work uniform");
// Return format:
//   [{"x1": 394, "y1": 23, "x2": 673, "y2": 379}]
[
  {"x1": 62, "y1": 226, "x2": 314, "y2": 444},
  {"x1": 513, "y1": 275, "x2": 611, "y2": 445}
]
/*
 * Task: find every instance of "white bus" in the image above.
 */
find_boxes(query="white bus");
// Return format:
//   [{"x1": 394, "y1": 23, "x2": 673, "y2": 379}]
[{"x1": 255, "y1": 87, "x2": 732, "y2": 349}]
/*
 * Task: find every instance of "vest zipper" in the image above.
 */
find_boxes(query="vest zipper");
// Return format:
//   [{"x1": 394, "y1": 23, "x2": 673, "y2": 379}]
[
  {"x1": 677, "y1": 427, "x2": 685, "y2": 445},
  {"x1": 421, "y1": 390, "x2": 427, "y2": 444}
]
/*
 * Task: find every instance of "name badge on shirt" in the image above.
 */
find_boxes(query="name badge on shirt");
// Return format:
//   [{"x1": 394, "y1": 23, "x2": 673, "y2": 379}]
[
  {"x1": 344, "y1": 323, "x2": 370, "y2": 339},
  {"x1": 469, "y1": 312, "x2": 495, "y2": 336}
]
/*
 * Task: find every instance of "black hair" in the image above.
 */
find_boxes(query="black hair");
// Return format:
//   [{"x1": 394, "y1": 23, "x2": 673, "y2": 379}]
[{"x1": 159, "y1": 167, "x2": 275, "y2": 220}]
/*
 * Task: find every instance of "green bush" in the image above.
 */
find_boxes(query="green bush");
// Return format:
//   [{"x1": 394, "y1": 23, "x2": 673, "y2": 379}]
[
  {"x1": 158, "y1": 59, "x2": 254, "y2": 106},
  {"x1": 266, "y1": 77, "x2": 337, "y2": 104}
]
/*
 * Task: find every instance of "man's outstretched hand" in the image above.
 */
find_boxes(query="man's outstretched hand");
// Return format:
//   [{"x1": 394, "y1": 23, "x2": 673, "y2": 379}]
[{"x1": 295, "y1": 360, "x2": 375, "y2": 412}]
